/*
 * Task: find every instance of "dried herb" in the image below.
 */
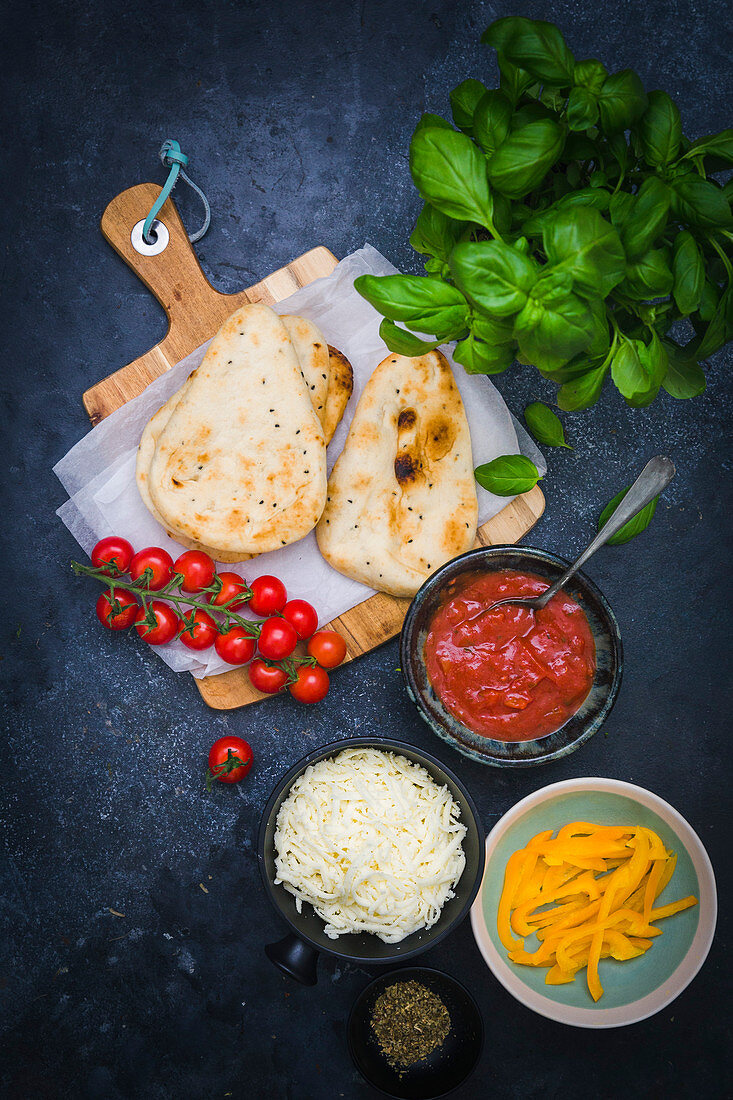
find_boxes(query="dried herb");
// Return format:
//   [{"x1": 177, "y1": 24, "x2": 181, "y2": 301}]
[{"x1": 370, "y1": 980, "x2": 451, "y2": 1073}]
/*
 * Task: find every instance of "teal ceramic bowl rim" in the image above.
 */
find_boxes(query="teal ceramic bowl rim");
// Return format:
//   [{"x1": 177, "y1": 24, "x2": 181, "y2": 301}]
[{"x1": 470, "y1": 777, "x2": 717, "y2": 1028}]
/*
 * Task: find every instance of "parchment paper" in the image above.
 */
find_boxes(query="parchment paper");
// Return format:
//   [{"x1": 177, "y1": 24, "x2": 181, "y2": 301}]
[{"x1": 54, "y1": 244, "x2": 545, "y2": 678}]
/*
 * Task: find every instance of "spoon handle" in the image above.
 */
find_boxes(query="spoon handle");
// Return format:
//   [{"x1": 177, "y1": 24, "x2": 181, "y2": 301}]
[{"x1": 537, "y1": 455, "x2": 676, "y2": 607}]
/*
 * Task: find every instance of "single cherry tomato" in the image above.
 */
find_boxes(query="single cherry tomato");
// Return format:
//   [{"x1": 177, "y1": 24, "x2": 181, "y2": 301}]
[
  {"x1": 248, "y1": 658, "x2": 288, "y2": 694},
  {"x1": 91, "y1": 536, "x2": 134, "y2": 576},
  {"x1": 289, "y1": 664, "x2": 330, "y2": 704},
  {"x1": 206, "y1": 735, "x2": 253, "y2": 788},
  {"x1": 282, "y1": 599, "x2": 319, "y2": 640},
  {"x1": 248, "y1": 574, "x2": 287, "y2": 616},
  {"x1": 210, "y1": 571, "x2": 249, "y2": 610},
  {"x1": 179, "y1": 609, "x2": 218, "y2": 650},
  {"x1": 306, "y1": 630, "x2": 347, "y2": 669},
  {"x1": 130, "y1": 546, "x2": 174, "y2": 591},
  {"x1": 134, "y1": 601, "x2": 180, "y2": 645},
  {"x1": 215, "y1": 627, "x2": 256, "y2": 665},
  {"x1": 174, "y1": 550, "x2": 216, "y2": 593},
  {"x1": 258, "y1": 616, "x2": 298, "y2": 660},
  {"x1": 96, "y1": 590, "x2": 138, "y2": 630}
]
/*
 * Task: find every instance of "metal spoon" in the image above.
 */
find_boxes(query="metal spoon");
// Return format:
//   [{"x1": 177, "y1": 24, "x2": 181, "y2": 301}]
[{"x1": 483, "y1": 454, "x2": 676, "y2": 615}]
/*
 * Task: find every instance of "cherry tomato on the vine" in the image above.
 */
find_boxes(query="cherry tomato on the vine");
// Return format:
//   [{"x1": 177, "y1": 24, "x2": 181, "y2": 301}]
[
  {"x1": 174, "y1": 550, "x2": 216, "y2": 593},
  {"x1": 179, "y1": 609, "x2": 218, "y2": 651},
  {"x1": 215, "y1": 627, "x2": 256, "y2": 665},
  {"x1": 289, "y1": 664, "x2": 330, "y2": 704},
  {"x1": 207, "y1": 736, "x2": 253, "y2": 787},
  {"x1": 306, "y1": 630, "x2": 347, "y2": 669},
  {"x1": 210, "y1": 571, "x2": 249, "y2": 610},
  {"x1": 92, "y1": 536, "x2": 134, "y2": 576},
  {"x1": 135, "y1": 601, "x2": 180, "y2": 645},
  {"x1": 130, "y1": 547, "x2": 174, "y2": 591},
  {"x1": 96, "y1": 590, "x2": 138, "y2": 630},
  {"x1": 248, "y1": 658, "x2": 288, "y2": 694},
  {"x1": 282, "y1": 599, "x2": 318, "y2": 640},
  {"x1": 248, "y1": 575, "x2": 287, "y2": 616},
  {"x1": 258, "y1": 616, "x2": 298, "y2": 661}
]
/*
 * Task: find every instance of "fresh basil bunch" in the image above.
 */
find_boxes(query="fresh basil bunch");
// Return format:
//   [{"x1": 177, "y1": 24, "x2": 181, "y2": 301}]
[{"x1": 355, "y1": 16, "x2": 733, "y2": 410}]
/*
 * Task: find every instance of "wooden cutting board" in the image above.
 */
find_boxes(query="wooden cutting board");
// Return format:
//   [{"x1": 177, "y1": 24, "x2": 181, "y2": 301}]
[{"x1": 87, "y1": 182, "x2": 545, "y2": 710}]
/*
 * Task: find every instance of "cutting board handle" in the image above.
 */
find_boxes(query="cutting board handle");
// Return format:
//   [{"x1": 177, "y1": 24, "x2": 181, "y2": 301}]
[{"x1": 100, "y1": 183, "x2": 227, "y2": 325}]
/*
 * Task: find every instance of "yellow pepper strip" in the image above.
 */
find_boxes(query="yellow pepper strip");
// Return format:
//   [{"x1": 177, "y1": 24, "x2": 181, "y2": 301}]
[
  {"x1": 513, "y1": 861, "x2": 551, "y2": 908},
  {"x1": 497, "y1": 850, "x2": 530, "y2": 951},
  {"x1": 649, "y1": 896, "x2": 698, "y2": 921},
  {"x1": 526, "y1": 829, "x2": 557, "y2": 851},
  {"x1": 643, "y1": 859, "x2": 666, "y2": 924}
]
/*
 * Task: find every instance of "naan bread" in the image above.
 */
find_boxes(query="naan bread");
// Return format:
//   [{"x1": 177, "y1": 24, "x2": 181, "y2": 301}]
[
  {"x1": 323, "y1": 346, "x2": 354, "y2": 445},
  {"x1": 281, "y1": 315, "x2": 330, "y2": 426},
  {"x1": 136, "y1": 380, "x2": 253, "y2": 563},
  {"x1": 147, "y1": 304, "x2": 327, "y2": 557},
  {"x1": 316, "y1": 350, "x2": 478, "y2": 597}
]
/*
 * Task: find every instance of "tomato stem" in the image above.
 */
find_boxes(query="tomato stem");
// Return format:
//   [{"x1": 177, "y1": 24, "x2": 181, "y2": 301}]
[{"x1": 72, "y1": 560, "x2": 263, "y2": 637}]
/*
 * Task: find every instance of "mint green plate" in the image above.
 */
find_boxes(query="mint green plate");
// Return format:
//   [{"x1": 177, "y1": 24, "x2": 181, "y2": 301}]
[{"x1": 470, "y1": 779, "x2": 717, "y2": 1028}]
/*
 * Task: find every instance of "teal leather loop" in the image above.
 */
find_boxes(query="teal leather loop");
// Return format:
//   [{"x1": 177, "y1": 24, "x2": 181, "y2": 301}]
[{"x1": 142, "y1": 140, "x2": 211, "y2": 245}]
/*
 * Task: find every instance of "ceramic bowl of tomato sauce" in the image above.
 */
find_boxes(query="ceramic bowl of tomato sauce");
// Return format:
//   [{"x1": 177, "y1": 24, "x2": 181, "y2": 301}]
[{"x1": 400, "y1": 547, "x2": 622, "y2": 767}]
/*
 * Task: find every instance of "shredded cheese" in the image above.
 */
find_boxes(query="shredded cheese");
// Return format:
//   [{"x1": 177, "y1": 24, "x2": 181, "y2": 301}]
[{"x1": 273, "y1": 747, "x2": 467, "y2": 942}]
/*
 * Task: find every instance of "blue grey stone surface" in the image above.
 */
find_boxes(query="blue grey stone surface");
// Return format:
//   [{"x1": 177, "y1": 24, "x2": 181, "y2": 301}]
[{"x1": 1, "y1": 0, "x2": 731, "y2": 1096}]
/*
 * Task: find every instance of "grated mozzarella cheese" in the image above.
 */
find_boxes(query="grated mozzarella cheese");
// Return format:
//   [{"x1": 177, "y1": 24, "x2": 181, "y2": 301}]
[{"x1": 273, "y1": 747, "x2": 467, "y2": 942}]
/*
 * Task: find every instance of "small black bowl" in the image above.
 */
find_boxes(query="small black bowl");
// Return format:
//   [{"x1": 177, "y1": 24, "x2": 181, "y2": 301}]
[
  {"x1": 257, "y1": 737, "x2": 485, "y2": 984},
  {"x1": 348, "y1": 967, "x2": 483, "y2": 1099},
  {"x1": 400, "y1": 546, "x2": 623, "y2": 768}
]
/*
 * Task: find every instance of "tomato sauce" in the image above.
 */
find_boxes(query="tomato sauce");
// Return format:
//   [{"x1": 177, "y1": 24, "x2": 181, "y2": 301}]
[{"x1": 424, "y1": 569, "x2": 596, "y2": 742}]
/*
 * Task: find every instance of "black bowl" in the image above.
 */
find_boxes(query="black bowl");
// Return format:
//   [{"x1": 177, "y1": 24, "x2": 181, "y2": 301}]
[
  {"x1": 400, "y1": 546, "x2": 623, "y2": 768},
  {"x1": 348, "y1": 967, "x2": 483, "y2": 1099},
  {"x1": 257, "y1": 737, "x2": 485, "y2": 984}
]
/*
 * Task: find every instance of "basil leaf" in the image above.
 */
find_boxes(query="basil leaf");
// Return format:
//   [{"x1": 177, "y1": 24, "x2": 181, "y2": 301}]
[
  {"x1": 598, "y1": 486, "x2": 659, "y2": 546},
  {"x1": 662, "y1": 344, "x2": 707, "y2": 399},
  {"x1": 472, "y1": 90, "x2": 512, "y2": 155},
  {"x1": 482, "y1": 17, "x2": 574, "y2": 85},
  {"x1": 697, "y1": 279, "x2": 719, "y2": 323},
  {"x1": 597, "y1": 70, "x2": 647, "y2": 133},
  {"x1": 609, "y1": 190, "x2": 635, "y2": 231},
  {"x1": 620, "y1": 177, "x2": 671, "y2": 260},
  {"x1": 474, "y1": 454, "x2": 541, "y2": 496},
  {"x1": 412, "y1": 113, "x2": 454, "y2": 137},
  {"x1": 696, "y1": 284, "x2": 733, "y2": 359},
  {"x1": 487, "y1": 119, "x2": 565, "y2": 198},
  {"x1": 454, "y1": 333, "x2": 515, "y2": 375},
  {"x1": 672, "y1": 231, "x2": 705, "y2": 316},
  {"x1": 450, "y1": 240, "x2": 539, "y2": 317},
  {"x1": 522, "y1": 189, "x2": 610, "y2": 237},
  {"x1": 671, "y1": 175, "x2": 733, "y2": 230},
  {"x1": 638, "y1": 90, "x2": 682, "y2": 166},
  {"x1": 622, "y1": 249, "x2": 674, "y2": 300},
  {"x1": 543, "y1": 207, "x2": 626, "y2": 298},
  {"x1": 567, "y1": 86, "x2": 598, "y2": 131},
  {"x1": 378, "y1": 319, "x2": 442, "y2": 357},
  {"x1": 681, "y1": 128, "x2": 733, "y2": 165},
  {"x1": 450, "y1": 79, "x2": 490, "y2": 134},
  {"x1": 495, "y1": 53, "x2": 534, "y2": 105},
  {"x1": 573, "y1": 58, "x2": 608, "y2": 94},
  {"x1": 610, "y1": 335, "x2": 667, "y2": 406},
  {"x1": 472, "y1": 313, "x2": 516, "y2": 345},
  {"x1": 354, "y1": 274, "x2": 469, "y2": 339},
  {"x1": 514, "y1": 290, "x2": 595, "y2": 371},
  {"x1": 524, "y1": 401, "x2": 572, "y2": 448},
  {"x1": 409, "y1": 203, "x2": 465, "y2": 261},
  {"x1": 557, "y1": 363, "x2": 609, "y2": 410},
  {"x1": 409, "y1": 126, "x2": 495, "y2": 230}
]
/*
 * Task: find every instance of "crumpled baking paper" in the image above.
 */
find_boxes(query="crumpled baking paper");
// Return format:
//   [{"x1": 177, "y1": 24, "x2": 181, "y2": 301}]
[{"x1": 54, "y1": 244, "x2": 545, "y2": 678}]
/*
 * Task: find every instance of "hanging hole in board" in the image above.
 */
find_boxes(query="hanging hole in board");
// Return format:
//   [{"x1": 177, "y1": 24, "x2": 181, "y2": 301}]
[{"x1": 131, "y1": 218, "x2": 170, "y2": 256}]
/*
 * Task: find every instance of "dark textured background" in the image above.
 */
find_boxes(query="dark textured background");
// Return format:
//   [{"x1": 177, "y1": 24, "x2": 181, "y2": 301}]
[{"x1": 2, "y1": 1, "x2": 731, "y2": 1097}]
